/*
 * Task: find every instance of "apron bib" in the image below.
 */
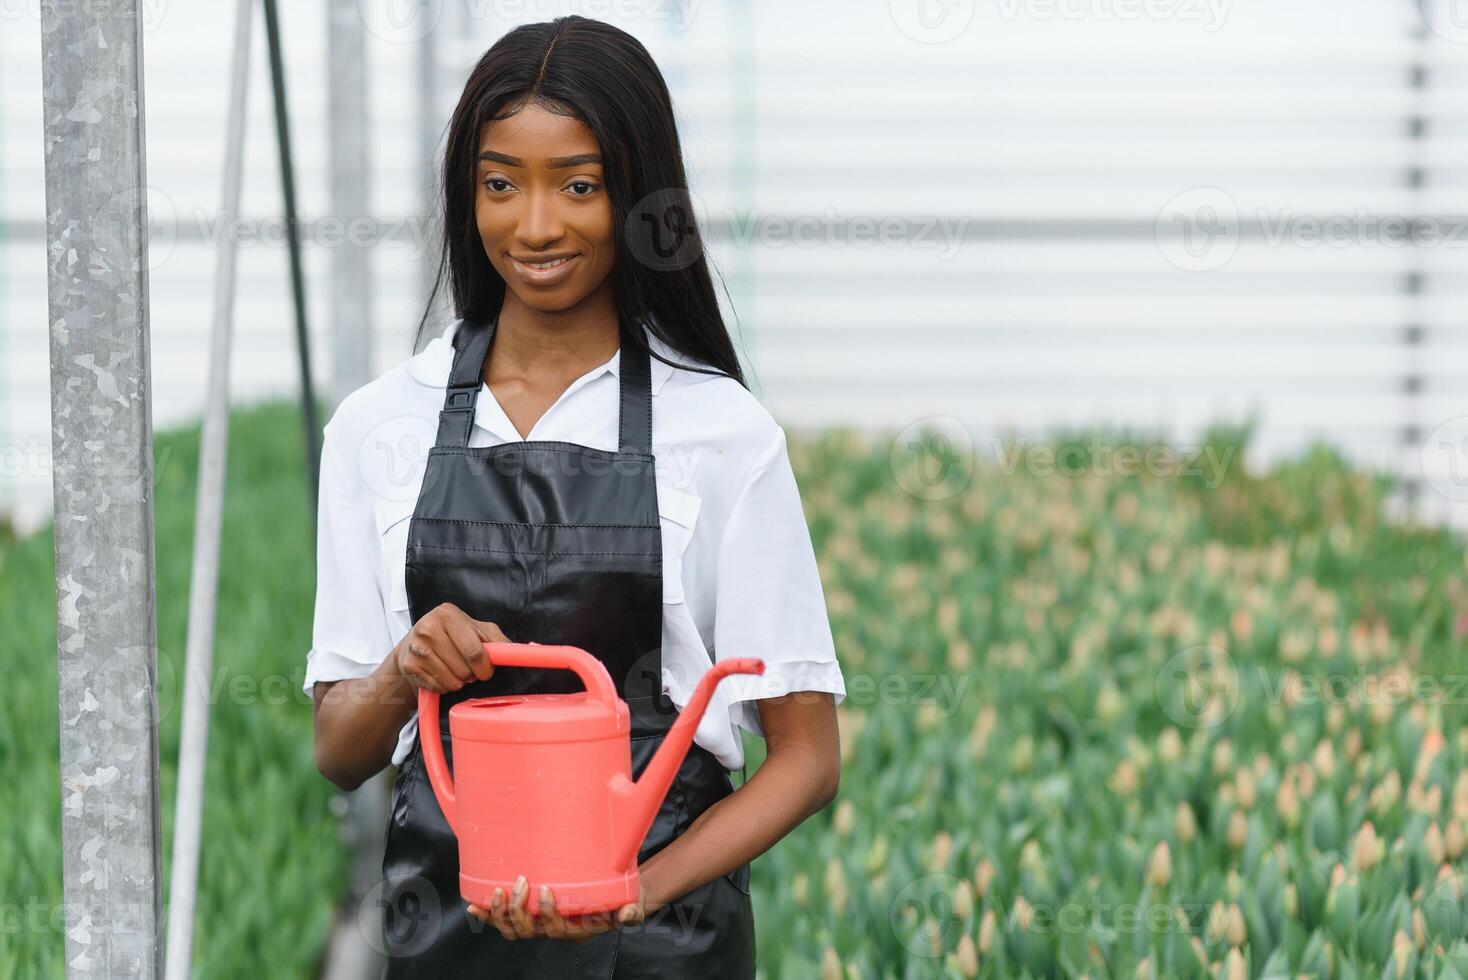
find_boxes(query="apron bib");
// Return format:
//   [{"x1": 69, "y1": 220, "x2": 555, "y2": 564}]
[{"x1": 378, "y1": 312, "x2": 755, "y2": 979}]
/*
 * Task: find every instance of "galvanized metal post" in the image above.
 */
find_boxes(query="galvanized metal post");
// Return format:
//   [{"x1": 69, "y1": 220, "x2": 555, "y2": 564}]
[
  {"x1": 417, "y1": 9, "x2": 444, "y2": 338},
  {"x1": 1403, "y1": 0, "x2": 1429, "y2": 513},
  {"x1": 329, "y1": 0, "x2": 373, "y2": 408},
  {"x1": 324, "y1": 6, "x2": 390, "y2": 977},
  {"x1": 39, "y1": 1, "x2": 162, "y2": 977},
  {"x1": 162, "y1": 0, "x2": 253, "y2": 976}
]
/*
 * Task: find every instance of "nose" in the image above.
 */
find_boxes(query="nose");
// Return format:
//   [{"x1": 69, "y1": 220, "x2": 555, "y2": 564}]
[{"x1": 516, "y1": 188, "x2": 565, "y2": 249}]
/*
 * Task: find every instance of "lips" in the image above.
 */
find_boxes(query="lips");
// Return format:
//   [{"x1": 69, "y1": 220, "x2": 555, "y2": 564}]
[{"x1": 508, "y1": 253, "x2": 581, "y2": 287}]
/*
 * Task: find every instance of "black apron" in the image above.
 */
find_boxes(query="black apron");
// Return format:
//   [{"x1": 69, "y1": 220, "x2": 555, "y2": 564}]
[{"x1": 378, "y1": 311, "x2": 756, "y2": 978}]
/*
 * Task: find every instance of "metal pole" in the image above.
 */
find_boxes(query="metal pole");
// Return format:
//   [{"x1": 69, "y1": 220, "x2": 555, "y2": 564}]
[
  {"x1": 1403, "y1": 1, "x2": 1429, "y2": 514},
  {"x1": 417, "y1": 8, "x2": 443, "y2": 337},
  {"x1": 39, "y1": 1, "x2": 162, "y2": 976},
  {"x1": 730, "y1": 0, "x2": 760, "y2": 397},
  {"x1": 325, "y1": 11, "x2": 390, "y2": 971},
  {"x1": 0, "y1": 61, "x2": 9, "y2": 523},
  {"x1": 261, "y1": 0, "x2": 323, "y2": 522},
  {"x1": 329, "y1": 0, "x2": 372, "y2": 409},
  {"x1": 162, "y1": 1, "x2": 253, "y2": 975}
]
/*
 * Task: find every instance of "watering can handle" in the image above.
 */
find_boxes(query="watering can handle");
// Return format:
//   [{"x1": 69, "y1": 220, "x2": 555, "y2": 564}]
[
  {"x1": 417, "y1": 686, "x2": 456, "y2": 834},
  {"x1": 478, "y1": 641, "x2": 621, "y2": 709},
  {"x1": 417, "y1": 642, "x2": 621, "y2": 837}
]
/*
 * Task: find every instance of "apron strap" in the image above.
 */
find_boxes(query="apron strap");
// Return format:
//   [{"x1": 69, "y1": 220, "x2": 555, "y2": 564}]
[
  {"x1": 435, "y1": 311, "x2": 654, "y2": 453},
  {"x1": 617, "y1": 319, "x2": 653, "y2": 455},
  {"x1": 435, "y1": 315, "x2": 496, "y2": 448}
]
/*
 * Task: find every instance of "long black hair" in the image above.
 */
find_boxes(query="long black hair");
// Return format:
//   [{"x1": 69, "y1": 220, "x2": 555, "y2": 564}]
[{"x1": 414, "y1": 15, "x2": 746, "y2": 388}]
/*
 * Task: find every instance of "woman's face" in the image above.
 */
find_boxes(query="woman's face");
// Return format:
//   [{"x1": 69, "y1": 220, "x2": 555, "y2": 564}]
[{"x1": 475, "y1": 104, "x2": 615, "y2": 313}]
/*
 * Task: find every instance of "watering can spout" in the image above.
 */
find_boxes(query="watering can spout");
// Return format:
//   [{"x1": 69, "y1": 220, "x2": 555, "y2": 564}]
[{"x1": 609, "y1": 657, "x2": 764, "y2": 872}]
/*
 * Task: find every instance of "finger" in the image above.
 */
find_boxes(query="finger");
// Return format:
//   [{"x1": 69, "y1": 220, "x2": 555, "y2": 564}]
[
  {"x1": 406, "y1": 637, "x2": 458, "y2": 692},
  {"x1": 399, "y1": 663, "x2": 435, "y2": 693},
  {"x1": 508, "y1": 876, "x2": 537, "y2": 939},
  {"x1": 441, "y1": 614, "x2": 493, "y2": 682},
  {"x1": 617, "y1": 902, "x2": 645, "y2": 926},
  {"x1": 537, "y1": 886, "x2": 568, "y2": 939},
  {"x1": 395, "y1": 640, "x2": 434, "y2": 693},
  {"x1": 408, "y1": 669, "x2": 446, "y2": 695},
  {"x1": 419, "y1": 620, "x2": 474, "y2": 687},
  {"x1": 488, "y1": 887, "x2": 516, "y2": 941},
  {"x1": 417, "y1": 655, "x2": 457, "y2": 694}
]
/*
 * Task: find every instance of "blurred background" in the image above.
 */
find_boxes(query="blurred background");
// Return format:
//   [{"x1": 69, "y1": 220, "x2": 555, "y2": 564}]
[
  {"x1": 7, "y1": 0, "x2": 1468, "y2": 533},
  {"x1": 6, "y1": 0, "x2": 1468, "y2": 977}
]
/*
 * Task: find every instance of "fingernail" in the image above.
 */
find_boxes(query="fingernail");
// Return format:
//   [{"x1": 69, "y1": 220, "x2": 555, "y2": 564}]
[
  {"x1": 491, "y1": 887, "x2": 504, "y2": 909},
  {"x1": 514, "y1": 875, "x2": 526, "y2": 897},
  {"x1": 540, "y1": 885, "x2": 551, "y2": 907}
]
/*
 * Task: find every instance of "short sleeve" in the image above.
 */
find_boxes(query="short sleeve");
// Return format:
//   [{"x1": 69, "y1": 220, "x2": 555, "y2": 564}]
[
  {"x1": 713, "y1": 426, "x2": 846, "y2": 736},
  {"x1": 301, "y1": 424, "x2": 394, "y2": 696}
]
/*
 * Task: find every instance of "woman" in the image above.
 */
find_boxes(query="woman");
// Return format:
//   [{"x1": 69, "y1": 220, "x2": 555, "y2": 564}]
[{"x1": 306, "y1": 15, "x2": 845, "y2": 978}]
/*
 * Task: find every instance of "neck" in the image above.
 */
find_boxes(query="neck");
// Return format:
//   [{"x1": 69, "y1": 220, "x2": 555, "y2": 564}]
[{"x1": 489, "y1": 288, "x2": 621, "y2": 383}]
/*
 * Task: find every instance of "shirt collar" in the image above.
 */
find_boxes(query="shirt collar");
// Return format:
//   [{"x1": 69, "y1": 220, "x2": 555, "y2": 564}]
[{"x1": 405, "y1": 317, "x2": 676, "y2": 396}]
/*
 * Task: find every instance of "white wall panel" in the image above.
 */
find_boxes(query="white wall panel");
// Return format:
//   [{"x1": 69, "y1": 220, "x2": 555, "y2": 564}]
[{"x1": 4, "y1": 0, "x2": 1468, "y2": 533}]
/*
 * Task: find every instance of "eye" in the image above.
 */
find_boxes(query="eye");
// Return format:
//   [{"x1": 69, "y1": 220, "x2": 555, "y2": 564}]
[
  {"x1": 483, "y1": 177, "x2": 513, "y2": 193},
  {"x1": 567, "y1": 180, "x2": 601, "y2": 197}
]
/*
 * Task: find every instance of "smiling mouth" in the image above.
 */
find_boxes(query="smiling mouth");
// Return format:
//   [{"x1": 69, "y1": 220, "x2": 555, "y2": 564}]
[
  {"x1": 507, "y1": 252, "x2": 582, "y2": 286},
  {"x1": 516, "y1": 256, "x2": 574, "y2": 269}
]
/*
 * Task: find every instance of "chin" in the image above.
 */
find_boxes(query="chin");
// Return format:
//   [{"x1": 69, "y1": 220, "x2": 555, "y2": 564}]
[{"x1": 509, "y1": 288, "x2": 583, "y2": 313}]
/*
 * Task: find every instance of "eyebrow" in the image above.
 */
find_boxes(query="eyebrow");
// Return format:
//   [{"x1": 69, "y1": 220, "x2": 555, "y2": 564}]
[{"x1": 478, "y1": 150, "x2": 602, "y2": 169}]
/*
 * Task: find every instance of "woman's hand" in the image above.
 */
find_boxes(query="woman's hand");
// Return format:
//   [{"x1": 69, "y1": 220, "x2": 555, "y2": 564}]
[
  {"x1": 392, "y1": 603, "x2": 510, "y2": 693},
  {"x1": 467, "y1": 876, "x2": 645, "y2": 943}
]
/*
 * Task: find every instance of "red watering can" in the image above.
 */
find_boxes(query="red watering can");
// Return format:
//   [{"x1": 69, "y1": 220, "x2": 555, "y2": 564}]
[{"x1": 418, "y1": 641, "x2": 765, "y2": 917}]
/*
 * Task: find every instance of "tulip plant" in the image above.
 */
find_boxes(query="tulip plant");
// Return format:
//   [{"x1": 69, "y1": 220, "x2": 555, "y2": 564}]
[
  {"x1": 4, "y1": 409, "x2": 1466, "y2": 979},
  {"x1": 759, "y1": 425, "x2": 1468, "y2": 980}
]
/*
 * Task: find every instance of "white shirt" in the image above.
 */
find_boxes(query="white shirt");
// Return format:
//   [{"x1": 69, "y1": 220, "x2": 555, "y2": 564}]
[{"x1": 304, "y1": 318, "x2": 846, "y2": 771}]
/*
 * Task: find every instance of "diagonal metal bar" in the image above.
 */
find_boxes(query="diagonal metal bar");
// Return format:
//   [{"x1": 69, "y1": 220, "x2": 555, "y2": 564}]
[
  {"x1": 261, "y1": 0, "x2": 322, "y2": 525},
  {"x1": 162, "y1": 0, "x2": 254, "y2": 976}
]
